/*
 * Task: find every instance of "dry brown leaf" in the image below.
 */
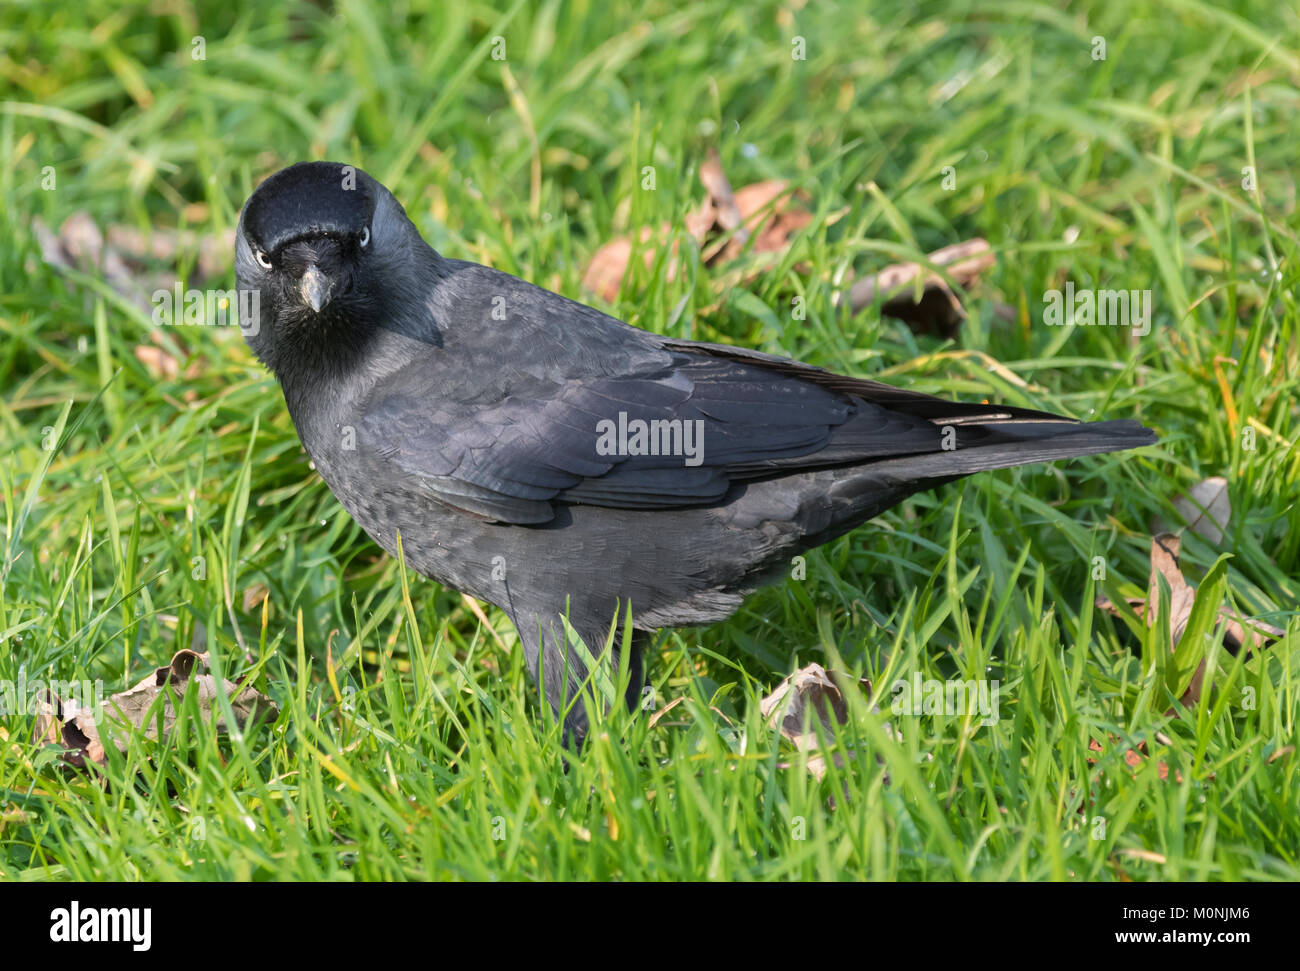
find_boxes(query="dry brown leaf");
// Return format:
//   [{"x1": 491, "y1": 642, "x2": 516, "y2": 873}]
[
  {"x1": 1096, "y1": 533, "x2": 1285, "y2": 652},
  {"x1": 32, "y1": 212, "x2": 136, "y2": 296},
  {"x1": 1096, "y1": 534, "x2": 1201, "y2": 708},
  {"x1": 581, "y1": 209, "x2": 716, "y2": 304},
  {"x1": 31, "y1": 212, "x2": 233, "y2": 320},
  {"x1": 699, "y1": 148, "x2": 745, "y2": 239},
  {"x1": 759, "y1": 663, "x2": 872, "y2": 780},
  {"x1": 839, "y1": 238, "x2": 996, "y2": 337},
  {"x1": 1146, "y1": 533, "x2": 1198, "y2": 646},
  {"x1": 581, "y1": 150, "x2": 812, "y2": 302},
  {"x1": 133, "y1": 344, "x2": 181, "y2": 381},
  {"x1": 1167, "y1": 476, "x2": 1230, "y2": 545},
  {"x1": 33, "y1": 649, "x2": 278, "y2": 770},
  {"x1": 1098, "y1": 594, "x2": 1284, "y2": 657},
  {"x1": 1096, "y1": 534, "x2": 1284, "y2": 709},
  {"x1": 726, "y1": 179, "x2": 814, "y2": 260},
  {"x1": 242, "y1": 582, "x2": 270, "y2": 613},
  {"x1": 1088, "y1": 735, "x2": 1182, "y2": 783},
  {"x1": 105, "y1": 224, "x2": 233, "y2": 280}
]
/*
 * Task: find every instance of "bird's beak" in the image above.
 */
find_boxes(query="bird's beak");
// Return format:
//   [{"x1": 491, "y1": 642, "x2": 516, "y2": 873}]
[{"x1": 299, "y1": 265, "x2": 334, "y2": 313}]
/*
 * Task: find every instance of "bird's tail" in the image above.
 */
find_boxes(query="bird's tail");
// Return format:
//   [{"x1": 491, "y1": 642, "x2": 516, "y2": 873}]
[
  {"x1": 789, "y1": 416, "x2": 1155, "y2": 555},
  {"x1": 846, "y1": 417, "x2": 1155, "y2": 487}
]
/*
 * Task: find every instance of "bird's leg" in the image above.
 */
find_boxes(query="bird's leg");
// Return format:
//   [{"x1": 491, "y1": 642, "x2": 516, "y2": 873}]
[{"x1": 509, "y1": 609, "x2": 649, "y2": 747}]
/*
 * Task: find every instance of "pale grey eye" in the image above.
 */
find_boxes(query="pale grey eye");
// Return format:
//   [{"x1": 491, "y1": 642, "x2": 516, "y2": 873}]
[
  {"x1": 359, "y1": 226, "x2": 370, "y2": 248},
  {"x1": 255, "y1": 249, "x2": 272, "y2": 270}
]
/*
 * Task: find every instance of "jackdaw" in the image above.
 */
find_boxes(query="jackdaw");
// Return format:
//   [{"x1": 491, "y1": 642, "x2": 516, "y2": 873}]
[{"x1": 235, "y1": 161, "x2": 1155, "y2": 743}]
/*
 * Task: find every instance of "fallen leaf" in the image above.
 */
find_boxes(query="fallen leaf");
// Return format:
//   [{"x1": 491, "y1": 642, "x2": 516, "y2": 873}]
[
  {"x1": 582, "y1": 225, "x2": 689, "y2": 304},
  {"x1": 838, "y1": 238, "x2": 996, "y2": 338},
  {"x1": 31, "y1": 212, "x2": 233, "y2": 319},
  {"x1": 1167, "y1": 476, "x2": 1231, "y2": 545},
  {"x1": 1146, "y1": 533, "x2": 1199, "y2": 646},
  {"x1": 760, "y1": 663, "x2": 872, "y2": 780},
  {"x1": 1088, "y1": 735, "x2": 1182, "y2": 783},
  {"x1": 1096, "y1": 534, "x2": 1285, "y2": 709},
  {"x1": 242, "y1": 582, "x2": 270, "y2": 613},
  {"x1": 699, "y1": 148, "x2": 745, "y2": 241},
  {"x1": 32, "y1": 212, "x2": 137, "y2": 297},
  {"x1": 105, "y1": 224, "x2": 233, "y2": 281},
  {"x1": 133, "y1": 344, "x2": 180, "y2": 381},
  {"x1": 33, "y1": 650, "x2": 278, "y2": 770},
  {"x1": 728, "y1": 179, "x2": 814, "y2": 259},
  {"x1": 582, "y1": 149, "x2": 812, "y2": 302}
]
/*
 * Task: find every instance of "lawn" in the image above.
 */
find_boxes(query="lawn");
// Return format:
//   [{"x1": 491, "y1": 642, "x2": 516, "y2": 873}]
[{"x1": 0, "y1": 0, "x2": 1297, "y2": 880}]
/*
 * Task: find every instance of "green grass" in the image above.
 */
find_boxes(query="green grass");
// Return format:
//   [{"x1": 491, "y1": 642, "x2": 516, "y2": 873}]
[{"x1": 1, "y1": 0, "x2": 1298, "y2": 880}]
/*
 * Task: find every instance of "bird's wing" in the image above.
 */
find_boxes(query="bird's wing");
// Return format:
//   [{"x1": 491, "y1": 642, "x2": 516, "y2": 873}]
[
  {"x1": 353, "y1": 259, "x2": 1092, "y2": 525},
  {"x1": 353, "y1": 341, "x2": 1052, "y2": 525}
]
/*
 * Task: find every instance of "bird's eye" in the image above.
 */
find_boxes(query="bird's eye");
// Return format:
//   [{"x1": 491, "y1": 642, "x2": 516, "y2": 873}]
[
  {"x1": 359, "y1": 226, "x2": 370, "y2": 248},
  {"x1": 255, "y1": 249, "x2": 272, "y2": 270}
]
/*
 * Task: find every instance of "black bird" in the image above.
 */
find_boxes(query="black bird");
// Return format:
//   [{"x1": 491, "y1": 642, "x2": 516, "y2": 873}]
[{"x1": 236, "y1": 161, "x2": 1154, "y2": 743}]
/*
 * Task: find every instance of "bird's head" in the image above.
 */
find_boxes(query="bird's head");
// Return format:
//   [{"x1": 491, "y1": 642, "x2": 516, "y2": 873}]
[{"x1": 235, "y1": 161, "x2": 427, "y2": 373}]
